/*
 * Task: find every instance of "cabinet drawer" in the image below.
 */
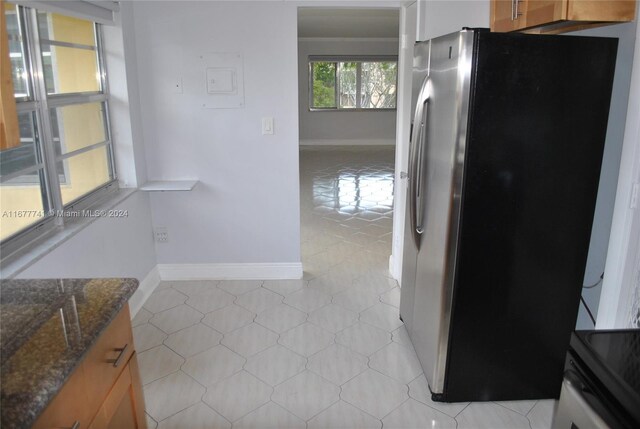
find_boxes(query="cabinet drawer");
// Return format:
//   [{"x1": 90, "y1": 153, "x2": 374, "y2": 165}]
[
  {"x1": 83, "y1": 305, "x2": 135, "y2": 418},
  {"x1": 32, "y1": 364, "x2": 91, "y2": 429},
  {"x1": 89, "y1": 353, "x2": 147, "y2": 429}
]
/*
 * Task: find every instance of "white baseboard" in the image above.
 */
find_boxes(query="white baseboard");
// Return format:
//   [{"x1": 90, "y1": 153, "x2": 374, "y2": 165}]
[
  {"x1": 129, "y1": 265, "x2": 161, "y2": 317},
  {"x1": 157, "y1": 262, "x2": 304, "y2": 281},
  {"x1": 299, "y1": 138, "x2": 395, "y2": 146}
]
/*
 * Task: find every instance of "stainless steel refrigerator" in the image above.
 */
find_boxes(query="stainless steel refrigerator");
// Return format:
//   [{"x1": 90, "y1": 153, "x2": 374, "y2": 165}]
[{"x1": 400, "y1": 28, "x2": 617, "y2": 402}]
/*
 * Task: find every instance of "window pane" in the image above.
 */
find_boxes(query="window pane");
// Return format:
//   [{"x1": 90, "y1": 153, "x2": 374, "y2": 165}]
[
  {"x1": 0, "y1": 113, "x2": 49, "y2": 241},
  {"x1": 5, "y1": 4, "x2": 29, "y2": 98},
  {"x1": 42, "y1": 45, "x2": 100, "y2": 95},
  {"x1": 0, "y1": 112, "x2": 41, "y2": 176},
  {"x1": 338, "y1": 62, "x2": 357, "y2": 109},
  {"x1": 311, "y1": 62, "x2": 336, "y2": 108},
  {"x1": 37, "y1": 12, "x2": 96, "y2": 47},
  {"x1": 360, "y1": 62, "x2": 397, "y2": 109},
  {"x1": 59, "y1": 145, "x2": 112, "y2": 205},
  {"x1": 50, "y1": 102, "x2": 107, "y2": 156},
  {"x1": 37, "y1": 11, "x2": 100, "y2": 95},
  {"x1": 0, "y1": 168, "x2": 49, "y2": 241}
]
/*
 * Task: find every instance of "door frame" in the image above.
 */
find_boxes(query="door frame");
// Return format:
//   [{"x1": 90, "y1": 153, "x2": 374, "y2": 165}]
[
  {"x1": 294, "y1": 0, "x2": 416, "y2": 282},
  {"x1": 389, "y1": 2, "x2": 417, "y2": 281}
]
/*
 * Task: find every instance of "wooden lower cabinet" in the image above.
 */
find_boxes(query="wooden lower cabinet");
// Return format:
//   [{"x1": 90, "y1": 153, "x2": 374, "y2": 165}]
[
  {"x1": 31, "y1": 365, "x2": 92, "y2": 429},
  {"x1": 89, "y1": 353, "x2": 146, "y2": 429},
  {"x1": 32, "y1": 305, "x2": 146, "y2": 429},
  {"x1": 83, "y1": 308, "x2": 136, "y2": 416}
]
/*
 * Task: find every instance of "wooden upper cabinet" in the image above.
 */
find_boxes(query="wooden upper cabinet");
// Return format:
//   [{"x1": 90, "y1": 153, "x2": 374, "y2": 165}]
[
  {"x1": 1, "y1": 0, "x2": 20, "y2": 151},
  {"x1": 491, "y1": 0, "x2": 637, "y2": 34}
]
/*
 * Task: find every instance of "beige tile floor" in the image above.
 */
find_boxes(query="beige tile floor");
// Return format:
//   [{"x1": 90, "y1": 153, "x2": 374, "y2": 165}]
[{"x1": 134, "y1": 146, "x2": 556, "y2": 428}]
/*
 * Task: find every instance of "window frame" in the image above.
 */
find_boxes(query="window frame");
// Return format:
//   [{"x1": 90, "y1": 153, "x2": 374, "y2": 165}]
[
  {"x1": 0, "y1": 4, "x2": 117, "y2": 256},
  {"x1": 308, "y1": 55, "x2": 398, "y2": 112}
]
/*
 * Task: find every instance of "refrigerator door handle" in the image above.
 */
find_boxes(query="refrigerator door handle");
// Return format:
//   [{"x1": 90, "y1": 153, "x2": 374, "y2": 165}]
[
  {"x1": 409, "y1": 76, "x2": 431, "y2": 247},
  {"x1": 415, "y1": 95, "x2": 429, "y2": 237},
  {"x1": 408, "y1": 80, "x2": 424, "y2": 248}
]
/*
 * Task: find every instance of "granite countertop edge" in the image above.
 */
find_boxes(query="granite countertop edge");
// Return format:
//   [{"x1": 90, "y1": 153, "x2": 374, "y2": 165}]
[{"x1": 1, "y1": 278, "x2": 139, "y2": 429}]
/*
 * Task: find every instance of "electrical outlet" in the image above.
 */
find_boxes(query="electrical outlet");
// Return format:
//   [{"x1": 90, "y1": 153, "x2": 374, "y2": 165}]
[{"x1": 154, "y1": 227, "x2": 168, "y2": 243}]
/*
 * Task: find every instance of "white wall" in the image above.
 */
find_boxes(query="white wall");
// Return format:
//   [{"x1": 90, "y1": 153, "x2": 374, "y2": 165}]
[
  {"x1": 16, "y1": 192, "x2": 157, "y2": 281},
  {"x1": 115, "y1": 2, "x2": 149, "y2": 188},
  {"x1": 416, "y1": 0, "x2": 491, "y2": 41},
  {"x1": 103, "y1": 20, "x2": 139, "y2": 188},
  {"x1": 596, "y1": 11, "x2": 640, "y2": 329},
  {"x1": 298, "y1": 38, "x2": 399, "y2": 145},
  {"x1": 128, "y1": 1, "x2": 301, "y2": 267},
  {"x1": 568, "y1": 20, "x2": 638, "y2": 329}
]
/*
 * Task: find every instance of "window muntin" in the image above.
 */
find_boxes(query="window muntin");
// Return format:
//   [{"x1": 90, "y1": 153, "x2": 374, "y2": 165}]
[
  {"x1": 58, "y1": 145, "x2": 112, "y2": 205},
  {"x1": 0, "y1": 112, "x2": 42, "y2": 177},
  {"x1": 338, "y1": 62, "x2": 357, "y2": 109},
  {"x1": 37, "y1": 12, "x2": 101, "y2": 95},
  {"x1": 0, "y1": 112, "x2": 50, "y2": 238},
  {"x1": 50, "y1": 102, "x2": 108, "y2": 156},
  {"x1": 0, "y1": 5, "x2": 115, "y2": 245},
  {"x1": 42, "y1": 45, "x2": 101, "y2": 95},
  {"x1": 309, "y1": 56, "x2": 397, "y2": 110},
  {"x1": 37, "y1": 12, "x2": 96, "y2": 47}
]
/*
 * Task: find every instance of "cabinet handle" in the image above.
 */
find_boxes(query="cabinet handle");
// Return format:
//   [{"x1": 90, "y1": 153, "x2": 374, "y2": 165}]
[
  {"x1": 512, "y1": 0, "x2": 523, "y2": 20},
  {"x1": 67, "y1": 422, "x2": 80, "y2": 429},
  {"x1": 109, "y1": 344, "x2": 129, "y2": 367}
]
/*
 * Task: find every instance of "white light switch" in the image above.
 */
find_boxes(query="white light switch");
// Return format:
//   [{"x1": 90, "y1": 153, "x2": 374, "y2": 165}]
[{"x1": 262, "y1": 117, "x2": 274, "y2": 135}]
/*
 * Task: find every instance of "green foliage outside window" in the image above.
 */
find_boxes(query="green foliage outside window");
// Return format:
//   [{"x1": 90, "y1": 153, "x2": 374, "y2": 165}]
[
  {"x1": 312, "y1": 62, "x2": 336, "y2": 108},
  {"x1": 310, "y1": 59, "x2": 397, "y2": 110},
  {"x1": 361, "y1": 62, "x2": 397, "y2": 109}
]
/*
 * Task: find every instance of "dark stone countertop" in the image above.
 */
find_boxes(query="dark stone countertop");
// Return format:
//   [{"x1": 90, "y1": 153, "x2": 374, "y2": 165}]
[{"x1": 0, "y1": 278, "x2": 138, "y2": 429}]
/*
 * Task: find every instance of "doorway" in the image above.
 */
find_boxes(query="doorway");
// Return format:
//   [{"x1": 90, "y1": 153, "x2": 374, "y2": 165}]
[{"x1": 296, "y1": 7, "x2": 402, "y2": 284}]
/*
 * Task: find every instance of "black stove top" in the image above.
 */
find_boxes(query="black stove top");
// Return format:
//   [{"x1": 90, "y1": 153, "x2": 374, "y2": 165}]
[{"x1": 571, "y1": 329, "x2": 640, "y2": 425}]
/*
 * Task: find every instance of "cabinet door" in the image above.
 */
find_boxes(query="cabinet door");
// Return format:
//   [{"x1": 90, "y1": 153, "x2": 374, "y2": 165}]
[
  {"x1": 32, "y1": 365, "x2": 91, "y2": 429},
  {"x1": 567, "y1": 0, "x2": 636, "y2": 22},
  {"x1": 84, "y1": 305, "x2": 135, "y2": 417},
  {"x1": 521, "y1": 0, "x2": 567, "y2": 29},
  {"x1": 491, "y1": 0, "x2": 523, "y2": 32},
  {"x1": 492, "y1": 0, "x2": 567, "y2": 32},
  {"x1": 89, "y1": 354, "x2": 147, "y2": 429}
]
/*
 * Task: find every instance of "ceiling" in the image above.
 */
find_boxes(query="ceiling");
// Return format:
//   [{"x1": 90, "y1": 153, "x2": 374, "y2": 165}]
[{"x1": 298, "y1": 8, "x2": 400, "y2": 39}]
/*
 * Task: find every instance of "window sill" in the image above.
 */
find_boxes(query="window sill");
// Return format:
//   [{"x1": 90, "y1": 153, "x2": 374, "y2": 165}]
[{"x1": 0, "y1": 188, "x2": 137, "y2": 279}]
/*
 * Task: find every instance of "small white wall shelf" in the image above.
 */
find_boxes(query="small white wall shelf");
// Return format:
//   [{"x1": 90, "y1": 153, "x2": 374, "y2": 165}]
[{"x1": 140, "y1": 180, "x2": 198, "y2": 192}]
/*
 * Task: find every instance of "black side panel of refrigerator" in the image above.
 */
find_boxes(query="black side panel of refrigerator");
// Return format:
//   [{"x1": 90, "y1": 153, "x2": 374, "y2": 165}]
[{"x1": 442, "y1": 32, "x2": 618, "y2": 402}]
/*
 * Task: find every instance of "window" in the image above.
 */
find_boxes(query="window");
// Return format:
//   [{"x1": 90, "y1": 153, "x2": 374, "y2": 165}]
[
  {"x1": 0, "y1": 4, "x2": 115, "y2": 246},
  {"x1": 309, "y1": 56, "x2": 397, "y2": 110}
]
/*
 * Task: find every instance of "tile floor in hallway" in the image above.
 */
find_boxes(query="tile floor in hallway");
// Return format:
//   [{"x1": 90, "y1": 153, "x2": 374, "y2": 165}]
[{"x1": 134, "y1": 147, "x2": 556, "y2": 428}]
